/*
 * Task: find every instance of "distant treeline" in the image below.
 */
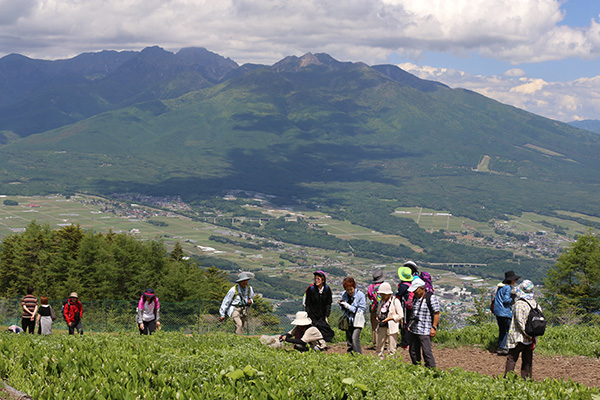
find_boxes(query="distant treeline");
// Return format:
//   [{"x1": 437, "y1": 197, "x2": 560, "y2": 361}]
[{"x1": 0, "y1": 222, "x2": 230, "y2": 303}]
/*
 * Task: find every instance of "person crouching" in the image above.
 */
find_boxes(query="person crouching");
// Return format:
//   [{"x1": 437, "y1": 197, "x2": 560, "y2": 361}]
[{"x1": 279, "y1": 311, "x2": 327, "y2": 352}]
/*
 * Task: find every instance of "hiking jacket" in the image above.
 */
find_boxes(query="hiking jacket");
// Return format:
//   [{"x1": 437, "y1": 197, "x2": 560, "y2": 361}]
[
  {"x1": 304, "y1": 284, "x2": 332, "y2": 322},
  {"x1": 63, "y1": 300, "x2": 83, "y2": 325},
  {"x1": 493, "y1": 284, "x2": 514, "y2": 318},
  {"x1": 340, "y1": 290, "x2": 367, "y2": 325},
  {"x1": 136, "y1": 295, "x2": 161, "y2": 324}
]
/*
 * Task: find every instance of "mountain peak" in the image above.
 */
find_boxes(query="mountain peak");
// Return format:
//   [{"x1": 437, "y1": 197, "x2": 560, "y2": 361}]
[{"x1": 272, "y1": 52, "x2": 343, "y2": 72}]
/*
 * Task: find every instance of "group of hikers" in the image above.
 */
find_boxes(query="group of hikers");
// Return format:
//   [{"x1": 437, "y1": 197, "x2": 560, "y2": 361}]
[
  {"x1": 11, "y1": 286, "x2": 160, "y2": 336},
  {"x1": 221, "y1": 262, "x2": 442, "y2": 368},
  {"x1": 13, "y1": 263, "x2": 541, "y2": 379},
  {"x1": 221, "y1": 263, "x2": 542, "y2": 379}
]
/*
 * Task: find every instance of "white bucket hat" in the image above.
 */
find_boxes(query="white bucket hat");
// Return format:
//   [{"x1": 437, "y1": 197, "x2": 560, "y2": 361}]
[
  {"x1": 291, "y1": 311, "x2": 312, "y2": 326},
  {"x1": 236, "y1": 272, "x2": 253, "y2": 282},
  {"x1": 378, "y1": 282, "x2": 394, "y2": 294}
]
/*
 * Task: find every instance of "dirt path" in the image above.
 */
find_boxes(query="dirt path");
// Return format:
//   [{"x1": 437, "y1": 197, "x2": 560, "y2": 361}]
[{"x1": 326, "y1": 344, "x2": 600, "y2": 388}]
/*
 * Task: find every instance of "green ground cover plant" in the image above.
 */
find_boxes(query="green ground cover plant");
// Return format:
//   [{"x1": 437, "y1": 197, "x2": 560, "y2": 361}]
[{"x1": 1, "y1": 332, "x2": 598, "y2": 400}]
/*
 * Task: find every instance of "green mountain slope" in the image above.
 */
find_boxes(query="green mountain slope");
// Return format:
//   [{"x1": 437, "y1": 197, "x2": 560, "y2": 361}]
[{"x1": 1, "y1": 53, "x2": 600, "y2": 224}]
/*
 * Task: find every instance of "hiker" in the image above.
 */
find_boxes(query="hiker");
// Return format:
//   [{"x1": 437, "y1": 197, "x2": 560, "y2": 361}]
[
  {"x1": 396, "y1": 266, "x2": 413, "y2": 349},
  {"x1": 220, "y1": 272, "x2": 254, "y2": 335},
  {"x1": 303, "y1": 270, "x2": 334, "y2": 342},
  {"x1": 21, "y1": 285, "x2": 38, "y2": 334},
  {"x1": 407, "y1": 277, "x2": 440, "y2": 368},
  {"x1": 136, "y1": 288, "x2": 161, "y2": 335},
  {"x1": 493, "y1": 270, "x2": 520, "y2": 355},
  {"x1": 279, "y1": 311, "x2": 327, "y2": 352},
  {"x1": 367, "y1": 269, "x2": 385, "y2": 348},
  {"x1": 36, "y1": 296, "x2": 56, "y2": 335},
  {"x1": 404, "y1": 260, "x2": 419, "y2": 277},
  {"x1": 64, "y1": 292, "x2": 83, "y2": 335},
  {"x1": 504, "y1": 280, "x2": 540, "y2": 379},
  {"x1": 339, "y1": 276, "x2": 367, "y2": 354},
  {"x1": 375, "y1": 282, "x2": 404, "y2": 359}
]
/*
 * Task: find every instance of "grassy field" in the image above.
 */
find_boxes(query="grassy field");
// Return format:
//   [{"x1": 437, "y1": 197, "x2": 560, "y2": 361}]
[{"x1": 392, "y1": 206, "x2": 599, "y2": 239}]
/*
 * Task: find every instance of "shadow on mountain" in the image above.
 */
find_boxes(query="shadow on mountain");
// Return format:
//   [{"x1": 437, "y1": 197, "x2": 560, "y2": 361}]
[{"x1": 90, "y1": 142, "x2": 415, "y2": 201}]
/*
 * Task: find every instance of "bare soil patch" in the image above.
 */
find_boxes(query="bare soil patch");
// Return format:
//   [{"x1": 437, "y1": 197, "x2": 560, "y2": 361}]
[{"x1": 325, "y1": 344, "x2": 600, "y2": 388}]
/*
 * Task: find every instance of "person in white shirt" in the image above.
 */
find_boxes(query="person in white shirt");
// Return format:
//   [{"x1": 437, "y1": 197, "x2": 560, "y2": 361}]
[{"x1": 220, "y1": 272, "x2": 254, "y2": 335}]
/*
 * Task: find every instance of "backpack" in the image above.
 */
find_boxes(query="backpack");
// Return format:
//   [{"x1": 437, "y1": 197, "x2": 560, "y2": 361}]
[
  {"x1": 420, "y1": 271, "x2": 434, "y2": 293},
  {"x1": 519, "y1": 299, "x2": 546, "y2": 337}
]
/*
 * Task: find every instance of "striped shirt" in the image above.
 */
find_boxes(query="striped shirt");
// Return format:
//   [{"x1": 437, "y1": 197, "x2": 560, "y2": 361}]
[
  {"x1": 412, "y1": 293, "x2": 441, "y2": 336},
  {"x1": 21, "y1": 294, "x2": 38, "y2": 318}
]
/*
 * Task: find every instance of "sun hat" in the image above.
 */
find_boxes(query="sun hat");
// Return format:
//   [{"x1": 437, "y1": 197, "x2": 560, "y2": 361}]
[
  {"x1": 408, "y1": 278, "x2": 426, "y2": 292},
  {"x1": 404, "y1": 261, "x2": 419, "y2": 274},
  {"x1": 372, "y1": 268, "x2": 384, "y2": 283},
  {"x1": 69, "y1": 292, "x2": 78, "y2": 298},
  {"x1": 397, "y1": 266, "x2": 413, "y2": 282},
  {"x1": 378, "y1": 282, "x2": 394, "y2": 295},
  {"x1": 236, "y1": 272, "x2": 253, "y2": 282},
  {"x1": 502, "y1": 271, "x2": 520, "y2": 284},
  {"x1": 291, "y1": 311, "x2": 312, "y2": 326}
]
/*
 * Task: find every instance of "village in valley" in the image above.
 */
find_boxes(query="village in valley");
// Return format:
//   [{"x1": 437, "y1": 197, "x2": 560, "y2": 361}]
[{"x1": 1, "y1": 192, "x2": 596, "y2": 328}]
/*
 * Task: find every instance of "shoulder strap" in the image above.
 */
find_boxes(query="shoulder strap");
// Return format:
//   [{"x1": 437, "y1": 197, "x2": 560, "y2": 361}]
[
  {"x1": 517, "y1": 298, "x2": 534, "y2": 309},
  {"x1": 425, "y1": 292, "x2": 434, "y2": 317}
]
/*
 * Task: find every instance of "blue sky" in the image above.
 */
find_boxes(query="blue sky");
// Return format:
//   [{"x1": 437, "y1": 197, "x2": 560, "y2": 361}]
[{"x1": 0, "y1": 0, "x2": 599, "y2": 122}]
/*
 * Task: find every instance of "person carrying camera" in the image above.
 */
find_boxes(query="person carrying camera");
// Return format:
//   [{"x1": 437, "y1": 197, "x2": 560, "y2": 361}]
[
  {"x1": 375, "y1": 282, "x2": 404, "y2": 359},
  {"x1": 407, "y1": 278, "x2": 440, "y2": 368}
]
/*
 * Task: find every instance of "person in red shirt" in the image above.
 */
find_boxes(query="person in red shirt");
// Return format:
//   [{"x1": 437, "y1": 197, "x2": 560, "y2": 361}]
[{"x1": 63, "y1": 292, "x2": 83, "y2": 335}]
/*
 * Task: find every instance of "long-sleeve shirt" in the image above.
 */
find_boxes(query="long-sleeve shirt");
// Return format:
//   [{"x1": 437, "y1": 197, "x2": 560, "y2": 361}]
[
  {"x1": 304, "y1": 284, "x2": 332, "y2": 322},
  {"x1": 219, "y1": 284, "x2": 254, "y2": 318},
  {"x1": 493, "y1": 284, "x2": 514, "y2": 318},
  {"x1": 507, "y1": 297, "x2": 540, "y2": 348},
  {"x1": 340, "y1": 290, "x2": 367, "y2": 324}
]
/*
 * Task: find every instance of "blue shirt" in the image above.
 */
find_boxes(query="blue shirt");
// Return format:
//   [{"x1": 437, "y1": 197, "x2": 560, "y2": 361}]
[
  {"x1": 340, "y1": 290, "x2": 367, "y2": 323},
  {"x1": 493, "y1": 284, "x2": 514, "y2": 318}
]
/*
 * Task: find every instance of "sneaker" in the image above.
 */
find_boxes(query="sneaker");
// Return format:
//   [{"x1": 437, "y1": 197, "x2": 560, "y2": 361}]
[{"x1": 497, "y1": 348, "x2": 508, "y2": 356}]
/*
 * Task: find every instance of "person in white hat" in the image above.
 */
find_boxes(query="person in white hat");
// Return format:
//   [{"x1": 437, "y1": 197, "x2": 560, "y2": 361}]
[
  {"x1": 375, "y1": 282, "x2": 404, "y2": 359},
  {"x1": 278, "y1": 311, "x2": 327, "y2": 352},
  {"x1": 219, "y1": 272, "x2": 254, "y2": 335},
  {"x1": 64, "y1": 292, "x2": 83, "y2": 335},
  {"x1": 407, "y1": 277, "x2": 440, "y2": 368}
]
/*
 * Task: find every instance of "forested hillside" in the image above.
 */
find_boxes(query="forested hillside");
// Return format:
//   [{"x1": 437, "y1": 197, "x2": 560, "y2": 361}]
[{"x1": 0, "y1": 222, "x2": 229, "y2": 301}]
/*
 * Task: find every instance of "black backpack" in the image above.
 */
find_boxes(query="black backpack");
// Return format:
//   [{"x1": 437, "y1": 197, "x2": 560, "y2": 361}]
[{"x1": 519, "y1": 299, "x2": 546, "y2": 337}]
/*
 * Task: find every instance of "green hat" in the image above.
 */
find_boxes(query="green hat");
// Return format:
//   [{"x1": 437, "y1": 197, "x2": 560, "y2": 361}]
[{"x1": 397, "y1": 266, "x2": 413, "y2": 282}]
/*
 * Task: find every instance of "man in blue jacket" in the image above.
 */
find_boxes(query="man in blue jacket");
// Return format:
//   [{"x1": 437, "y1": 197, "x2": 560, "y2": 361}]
[{"x1": 493, "y1": 271, "x2": 520, "y2": 355}]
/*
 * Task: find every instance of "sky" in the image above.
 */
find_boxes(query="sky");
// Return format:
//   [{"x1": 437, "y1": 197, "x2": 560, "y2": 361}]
[{"x1": 1, "y1": 0, "x2": 600, "y2": 122}]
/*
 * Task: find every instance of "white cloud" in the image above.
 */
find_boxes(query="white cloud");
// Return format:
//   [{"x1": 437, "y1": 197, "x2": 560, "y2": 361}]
[
  {"x1": 0, "y1": 0, "x2": 599, "y2": 66},
  {"x1": 399, "y1": 62, "x2": 600, "y2": 122}
]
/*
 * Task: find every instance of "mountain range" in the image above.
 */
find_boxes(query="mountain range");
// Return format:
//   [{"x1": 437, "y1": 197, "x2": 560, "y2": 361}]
[{"x1": 1, "y1": 46, "x2": 600, "y2": 225}]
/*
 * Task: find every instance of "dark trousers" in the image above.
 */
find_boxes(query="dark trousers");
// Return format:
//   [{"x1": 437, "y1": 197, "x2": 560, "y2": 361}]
[
  {"x1": 409, "y1": 334, "x2": 436, "y2": 368},
  {"x1": 496, "y1": 316, "x2": 511, "y2": 350},
  {"x1": 68, "y1": 320, "x2": 83, "y2": 335},
  {"x1": 139, "y1": 319, "x2": 157, "y2": 335},
  {"x1": 345, "y1": 326, "x2": 362, "y2": 354},
  {"x1": 504, "y1": 342, "x2": 533, "y2": 379},
  {"x1": 21, "y1": 317, "x2": 35, "y2": 334}
]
